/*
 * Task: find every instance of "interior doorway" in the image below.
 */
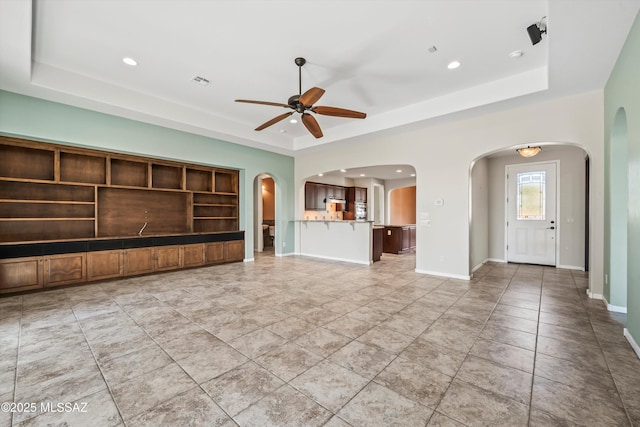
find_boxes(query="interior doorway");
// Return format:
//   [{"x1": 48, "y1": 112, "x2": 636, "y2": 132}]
[
  {"x1": 253, "y1": 174, "x2": 276, "y2": 255},
  {"x1": 506, "y1": 161, "x2": 558, "y2": 266}
]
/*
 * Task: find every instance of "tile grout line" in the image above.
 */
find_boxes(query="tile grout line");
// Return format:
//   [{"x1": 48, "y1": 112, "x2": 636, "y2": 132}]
[
  {"x1": 574, "y1": 272, "x2": 635, "y2": 426},
  {"x1": 9, "y1": 296, "x2": 24, "y2": 427},
  {"x1": 425, "y1": 270, "x2": 519, "y2": 426},
  {"x1": 525, "y1": 266, "x2": 545, "y2": 426}
]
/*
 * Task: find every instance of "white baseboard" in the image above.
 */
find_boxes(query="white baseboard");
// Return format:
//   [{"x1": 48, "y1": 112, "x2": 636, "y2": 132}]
[
  {"x1": 299, "y1": 252, "x2": 371, "y2": 265},
  {"x1": 602, "y1": 295, "x2": 627, "y2": 313},
  {"x1": 486, "y1": 258, "x2": 507, "y2": 263},
  {"x1": 415, "y1": 269, "x2": 471, "y2": 281},
  {"x1": 276, "y1": 252, "x2": 296, "y2": 257},
  {"x1": 557, "y1": 264, "x2": 585, "y2": 271},
  {"x1": 586, "y1": 288, "x2": 603, "y2": 300},
  {"x1": 471, "y1": 261, "x2": 486, "y2": 273},
  {"x1": 624, "y1": 328, "x2": 640, "y2": 359},
  {"x1": 243, "y1": 258, "x2": 255, "y2": 263}
]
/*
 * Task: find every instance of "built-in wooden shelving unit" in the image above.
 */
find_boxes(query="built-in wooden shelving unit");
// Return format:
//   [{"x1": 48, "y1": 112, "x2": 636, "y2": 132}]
[{"x1": 0, "y1": 137, "x2": 239, "y2": 243}]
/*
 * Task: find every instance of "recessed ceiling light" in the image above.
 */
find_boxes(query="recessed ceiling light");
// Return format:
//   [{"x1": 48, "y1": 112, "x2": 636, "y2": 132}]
[
  {"x1": 509, "y1": 50, "x2": 524, "y2": 59},
  {"x1": 396, "y1": 169, "x2": 402, "y2": 173},
  {"x1": 280, "y1": 129, "x2": 286, "y2": 133},
  {"x1": 411, "y1": 173, "x2": 416, "y2": 177},
  {"x1": 290, "y1": 118, "x2": 298, "y2": 124},
  {"x1": 122, "y1": 57, "x2": 138, "y2": 66},
  {"x1": 359, "y1": 173, "x2": 365, "y2": 177},
  {"x1": 318, "y1": 173, "x2": 324, "y2": 177},
  {"x1": 447, "y1": 60, "x2": 461, "y2": 69},
  {"x1": 340, "y1": 169, "x2": 347, "y2": 173}
]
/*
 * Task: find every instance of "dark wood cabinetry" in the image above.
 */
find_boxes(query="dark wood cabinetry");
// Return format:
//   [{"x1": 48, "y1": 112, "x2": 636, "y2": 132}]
[
  {"x1": 372, "y1": 227, "x2": 383, "y2": 262},
  {"x1": 305, "y1": 182, "x2": 366, "y2": 214},
  {"x1": 383, "y1": 225, "x2": 416, "y2": 254},
  {"x1": 0, "y1": 137, "x2": 244, "y2": 295},
  {"x1": 0, "y1": 137, "x2": 239, "y2": 243},
  {"x1": 305, "y1": 182, "x2": 327, "y2": 211}
]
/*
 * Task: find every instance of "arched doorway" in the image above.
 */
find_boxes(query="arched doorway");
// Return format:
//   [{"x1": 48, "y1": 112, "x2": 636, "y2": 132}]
[{"x1": 469, "y1": 144, "x2": 590, "y2": 276}]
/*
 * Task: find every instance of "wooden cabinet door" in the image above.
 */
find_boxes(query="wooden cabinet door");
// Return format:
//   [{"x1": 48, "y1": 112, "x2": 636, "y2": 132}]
[
  {"x1": 305, "y1": 182, "x2": 317, "y2": 210},
  {"x1": 44, "y1": 253, "x2": 86, "y2": 287},
  {"x1": 225, "y1": 240, "x2": 244, "y2": 262},
  {"x1": 154, "y1": 245, "x2": 181, "y2": 271},
  {"x1": 87, "y1": 250, "x2": 123, "y2": 281},
  {"x1": 183, "y1": 243, "x2": 205, "y2": 267},
  {"x1": 355, "y1": 187, "x2": 367, "y2": 203},
  {"x1": 205, "y1": 242, "x2": 225, "y2": 264},
  {"x1": 0, "y1": 257, "x2": 43, "y2": 293},
  {"x1": 123, "y1": 247, "x2": 154, "y2": 276},
  {"x1": 316, "y1": 184, "x2": 327, "y2": 208}
]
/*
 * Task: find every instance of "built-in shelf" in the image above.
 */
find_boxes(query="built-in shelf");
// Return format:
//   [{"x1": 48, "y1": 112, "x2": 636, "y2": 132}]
[{"x1": 0, "y1": 137, "x2": 240, "y2": 243}]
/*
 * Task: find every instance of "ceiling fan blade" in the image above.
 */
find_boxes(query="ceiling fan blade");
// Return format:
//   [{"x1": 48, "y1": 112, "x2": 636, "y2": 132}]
[
  {"x1": 235, "y1": 99, "x2": 291, "y2": 108},
  {"x1": 255, "y1": 112, "x2": 293, "y2": 131},
  {"x1": 299, "y1": 87, "x2": 325, "y2": 106},
  {"x1": 312, "y1": 106, "x2": 367, "y2": 119},
  {"x1": 302, "y1": 113, "x2": 323, "y2": 138}
]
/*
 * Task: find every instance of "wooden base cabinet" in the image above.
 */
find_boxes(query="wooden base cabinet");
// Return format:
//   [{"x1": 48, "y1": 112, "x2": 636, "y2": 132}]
[
  {"x1": 87, "y1": 250, "x2": 123, "y2": 281},
  {"x1": 225, "y1": 240, "x2": 244, "y2": 262},
  {"x1": 0, "y1": 240, "x2": 244, "y2": 295},
  {"x1": 123, "y1": 248, "x2": 155, "y2": 276},
  {"x1": 383, "y1": 225, "x2": 416, "y2": 254},
  {"x1": 182, "y1": 243, "x2": 205, "y2": 267},
  {"x1": 44, "y1": 253, "x2": 87, "y2": 287},
  {"x1": 154, "y1": 245, "x2": 181, "y2": 271},
  {"x1": 0, "y1": 257, "x2": 43, "y2": 294}
]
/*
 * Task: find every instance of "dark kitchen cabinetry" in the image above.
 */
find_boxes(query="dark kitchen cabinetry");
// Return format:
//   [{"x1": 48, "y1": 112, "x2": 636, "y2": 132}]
[
  {"x1": 383, "y1": 225, "x2": 416, "y2": 254},
  {"x1": 305, "y1": 182, "x2": 327, "y2": 210}
]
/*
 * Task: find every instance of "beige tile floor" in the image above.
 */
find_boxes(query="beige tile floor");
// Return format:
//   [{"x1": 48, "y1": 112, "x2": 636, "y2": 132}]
[{"x1": 1, "y1": 252, "x2": 639, "y2": 426}]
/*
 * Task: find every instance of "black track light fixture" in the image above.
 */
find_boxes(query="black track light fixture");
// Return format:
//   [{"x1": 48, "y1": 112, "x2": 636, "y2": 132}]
[{"x1": 527, "y1": 17, "x2": 547, "y2": 46}]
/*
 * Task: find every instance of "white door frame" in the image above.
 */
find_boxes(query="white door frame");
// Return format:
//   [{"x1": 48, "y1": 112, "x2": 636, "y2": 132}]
[{"x1": 504, "y1": 160, "x2": 560, "y2": 266}]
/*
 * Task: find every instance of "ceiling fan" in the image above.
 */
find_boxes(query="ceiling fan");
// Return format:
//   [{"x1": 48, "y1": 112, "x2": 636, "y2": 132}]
[{"x1": 235, "y1": 57, "x2": 367, "y2": 138}]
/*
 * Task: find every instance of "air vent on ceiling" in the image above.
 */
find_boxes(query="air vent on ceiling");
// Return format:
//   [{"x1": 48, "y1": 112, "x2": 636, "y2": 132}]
[
  {"x1": 427, "y1": 46, "x2": 438, "y2": 53},
  {"x1": 192, "y1": 76, "x2": 210, "y2": 85}
]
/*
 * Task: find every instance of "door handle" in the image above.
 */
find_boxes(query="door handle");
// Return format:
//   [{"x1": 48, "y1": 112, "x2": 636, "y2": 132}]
[{"x1": 547, "y1": 226, "x2": 555, "y2": 230}]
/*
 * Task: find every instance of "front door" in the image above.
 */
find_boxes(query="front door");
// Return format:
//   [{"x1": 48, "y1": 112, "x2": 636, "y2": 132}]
[{"x1": 506, "y1": 162, "x2": 557, "y2": 266}]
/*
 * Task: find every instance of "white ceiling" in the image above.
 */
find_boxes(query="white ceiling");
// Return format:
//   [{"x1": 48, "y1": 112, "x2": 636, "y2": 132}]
[{"x1": 1, "y1": 0, "x2": 639, "y2": 155}]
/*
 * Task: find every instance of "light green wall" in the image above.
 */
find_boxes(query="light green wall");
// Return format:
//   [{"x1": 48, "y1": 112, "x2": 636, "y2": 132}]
[
  {"x1": 0, "y1": 90, "x2": 296, "y2": 258},
  {"x1": 605, "y1": 11, "x2": 640, "y2": 345}
]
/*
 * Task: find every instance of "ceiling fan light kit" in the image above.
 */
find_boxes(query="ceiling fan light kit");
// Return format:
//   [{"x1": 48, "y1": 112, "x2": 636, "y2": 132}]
[{"x1": 235, "y1": 57, "x2": 367, "y2": 138}]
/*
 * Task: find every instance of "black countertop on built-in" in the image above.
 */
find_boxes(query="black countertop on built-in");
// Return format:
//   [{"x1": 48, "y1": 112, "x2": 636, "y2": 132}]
[{"x1": 0, "y1": 231, "x2": 245, "y2": 259}]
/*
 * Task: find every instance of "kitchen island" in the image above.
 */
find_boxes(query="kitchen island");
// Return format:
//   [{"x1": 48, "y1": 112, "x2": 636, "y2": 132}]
[{"x1": 295, "y1": 220, "x2": 382, "y2": 265}]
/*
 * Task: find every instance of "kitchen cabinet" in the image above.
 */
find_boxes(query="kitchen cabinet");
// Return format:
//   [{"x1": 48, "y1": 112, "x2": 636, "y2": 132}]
[
  {"x1": 372, "y1": 227, "x2": 383, "y2": 262},
  {"x1": 305, "y1": 182, "x2": 327, "y2": 210},
  {"x1": 383, "y1": 225, "x2": 416, "y2": 254},
  {"x1": 355, "y1": 187, "x2": 367, "y2": 203}
]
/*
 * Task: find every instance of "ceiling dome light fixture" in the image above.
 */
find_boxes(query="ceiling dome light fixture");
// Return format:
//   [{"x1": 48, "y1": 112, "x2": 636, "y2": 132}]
[
  {"x1": 517, "y1": 146, "x2": 542, "y2": 158},
  {"x1": 122, "y1": 57, "x2": 138, "y2": 66},
  {"x1": 447, "y1": 60, "x2": 461, "y2": 69},
  {"x1": 290, "y1": 118, "x2": 298, "y2": 124}
]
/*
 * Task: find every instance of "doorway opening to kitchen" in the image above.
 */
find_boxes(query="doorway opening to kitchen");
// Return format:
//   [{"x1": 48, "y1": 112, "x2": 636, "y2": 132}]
[{"x1": 254, "y1": 174, "x2": 276, "y2": 256}]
